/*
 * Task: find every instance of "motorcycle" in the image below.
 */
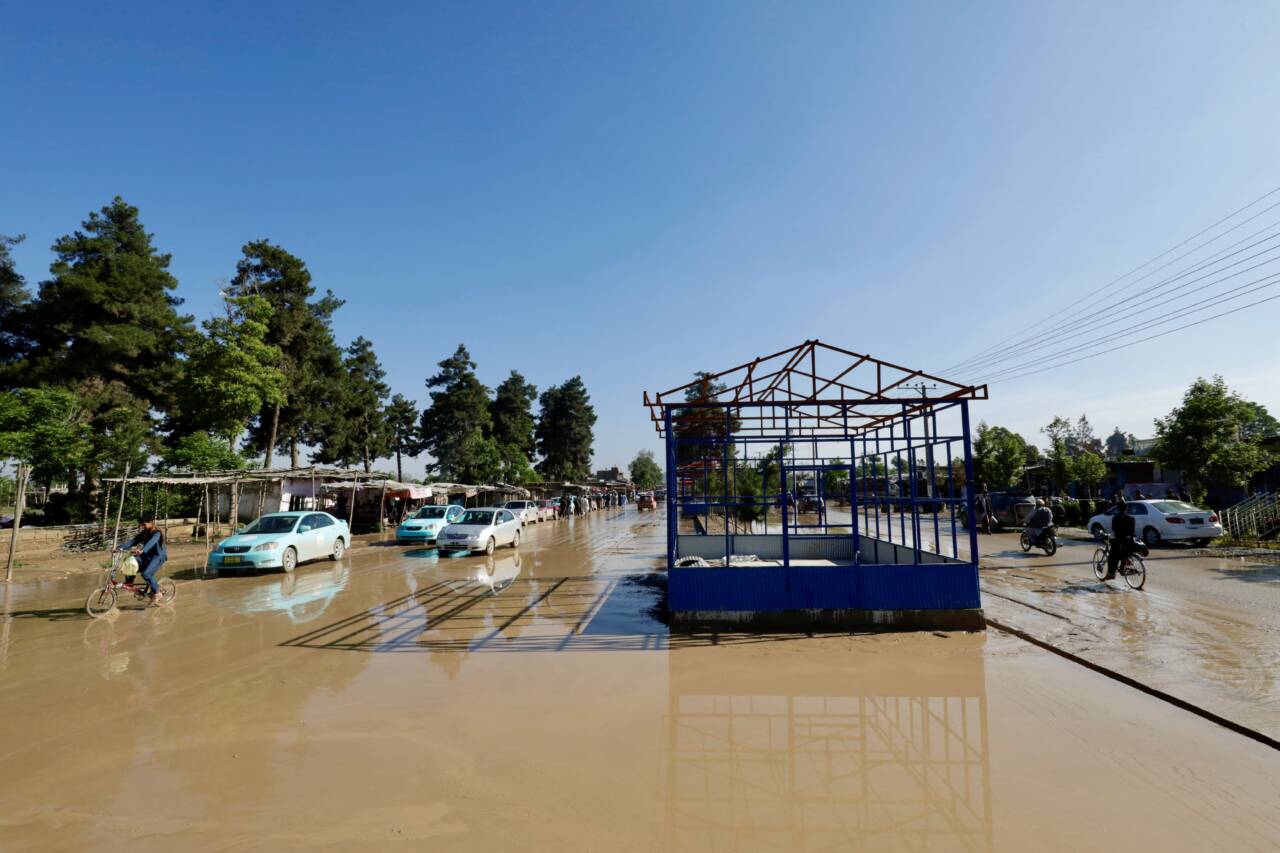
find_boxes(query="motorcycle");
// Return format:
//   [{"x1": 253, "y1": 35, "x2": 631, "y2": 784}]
[{"x1": 1020, "y1": 525, "x2": 1058, "y2": 556}]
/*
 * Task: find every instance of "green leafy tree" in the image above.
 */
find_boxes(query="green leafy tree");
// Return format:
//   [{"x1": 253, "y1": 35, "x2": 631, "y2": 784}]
[
  {"x1": 629, "y1": 449, "x2": 664, "y2": 490},
  {"x1": 228, "y1": 240, "x2": 345, "y2": 468},
  {"x1": 385, "y1": 393, "x2": 420, "y2": 482},
  {"x1": 0, "y1": 388, "x2": 91, "y2": 484},
  {"x1": 418, "y1": 344, "x2": 493, "y2": 481},
  {"x1": 973, "y1": 422, "x2": 1027, "y2": 489},
  {"x1": 497, "y1": 440, "x2": 539, "y2": 484},
  {"x1": 181, "y1": 295, "x2": 286, "y2": 448},
  {"x1": 823, "y1": 459, "x2": 850, "y2": 503},
  {"x1": 311, "y1": 337, "x2": 392, "y2": 472},
  {"x1": 1240, "y1": 402, "x2": 1280, "y2": 441},
  {"x1": 1042, "y1": 416, "x2": 1073, "y2": 491},
  {"x1": 1070, "y1": 451, "x2": 1107, "y2": 498},
  {"x1": 162, "y1": 431, "x2": 247, "y2": 472},
  {"x1": 1149, "y1": 376, "x2": 1274, "y2": 501},
  {"x1": 536, "y1": 376, "x2": 597, "y2": 481},
  {"x1": 0, "y1": 234, "x2": 31, "y2": 366}
]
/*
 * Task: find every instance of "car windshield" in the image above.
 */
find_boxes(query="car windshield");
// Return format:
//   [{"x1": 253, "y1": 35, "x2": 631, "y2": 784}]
[
  {"x1": 242, "y1": 515, "x2": 298, "y2": 534},
  {"x1": 1153, "y1": 501, "x2": 1200, "y2": 513},
  {"x1": 459, "y1": 510, "x2": 495, "y2": 525},
  {"x1": 414, "y1": 507, "x2": 447, "y2": 519},
  {"x1": 505, "y1": 501, "x2": 527, "y2": 509}
]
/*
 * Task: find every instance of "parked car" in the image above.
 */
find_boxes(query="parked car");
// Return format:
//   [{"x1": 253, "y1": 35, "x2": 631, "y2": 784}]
[
  {"x1": 1087, "y1": 499, "x2": 1222, "y2": 546},
  {"x1": 538, "y1": 499, "x2": 559, "y2": 521},
  {"x1": 397, "y1": 504, "x2": 464, "y2": 544},
  {"x1": 504, "y1": 500, "x2": 539, "y2": 525},
  {"x1": 209, "y1": 511, "x2": 349, "y2": 574},
  {"x1": 959, "y1": 491, "x2": 1036, "y2": 530},
  {"x1": 438, "y1": 507, "x2": 522, "y2": 555},
  {"x1": 798, "y1": 494, "x2": 825, "y2": 513},
  {"x1": 637, "y1": 493, "x2": 657, "y2": 511}
]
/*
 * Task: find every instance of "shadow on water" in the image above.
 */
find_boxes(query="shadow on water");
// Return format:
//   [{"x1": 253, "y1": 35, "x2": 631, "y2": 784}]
[
  {"x1": 277, "y1": 573, "x2": 819, "y2": 654},
  {"x1": 1214, "y1": 565, "x2": 1280, "y2": 583}
]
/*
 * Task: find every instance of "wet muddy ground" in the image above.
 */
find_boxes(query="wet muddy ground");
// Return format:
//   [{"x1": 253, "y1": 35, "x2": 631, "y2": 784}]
[{"x1": 1, "y1": 509, "x2": 1278, "y2": 851}]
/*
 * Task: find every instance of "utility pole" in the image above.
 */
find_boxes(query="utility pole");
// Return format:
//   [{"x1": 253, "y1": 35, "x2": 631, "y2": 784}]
[{"x1": 5, "y1": 463, "x2": 30, "y2": 582}]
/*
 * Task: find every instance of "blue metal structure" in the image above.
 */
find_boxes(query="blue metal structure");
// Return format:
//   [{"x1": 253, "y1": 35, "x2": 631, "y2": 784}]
[{"x1": 644, "y1": 340, "x2": 989, "y2": 629}]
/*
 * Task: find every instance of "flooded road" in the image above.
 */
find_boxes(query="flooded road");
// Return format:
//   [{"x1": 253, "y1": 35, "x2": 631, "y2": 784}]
[
  {"x1": 1, "y1": 509, "x2": 1278, "y2": 851},
  {"x1": 976, "y1": 532, "x2": 1280, "y2": 742}
]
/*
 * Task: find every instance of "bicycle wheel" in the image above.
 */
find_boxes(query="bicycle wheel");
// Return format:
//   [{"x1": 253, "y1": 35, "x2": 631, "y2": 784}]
[
  {"x1": 86, "y1": 586, "x2": 117, "y2": 618},
  {"x1": 1123, "y1": 555, "x2": 1147, "y2": 590},
  {"x1": 1092, "y1": 548, "x2": 1108, "y2": 581},
  {"x1": 157, "y1": 579, "x2": 177, "y2": 604}
]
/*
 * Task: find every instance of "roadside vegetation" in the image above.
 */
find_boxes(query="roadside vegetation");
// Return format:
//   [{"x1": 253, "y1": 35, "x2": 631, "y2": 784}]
[{"x1": 0, "y1": 198, "x2": 596, "y2": 527}]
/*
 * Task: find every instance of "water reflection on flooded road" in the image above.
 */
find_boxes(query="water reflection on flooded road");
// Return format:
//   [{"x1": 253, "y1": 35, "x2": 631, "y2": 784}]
[{"x1": 0, "y1": 509, "x2": 1277, "y2": 850}]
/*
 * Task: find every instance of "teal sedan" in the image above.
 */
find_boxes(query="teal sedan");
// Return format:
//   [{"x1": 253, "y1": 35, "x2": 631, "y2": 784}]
[
  {"x1": 396, "y1": 504, "x2": 464, "y2": 545},
  {"x1": 209, "y1": 511, "x2": 350, "y2": 574}
]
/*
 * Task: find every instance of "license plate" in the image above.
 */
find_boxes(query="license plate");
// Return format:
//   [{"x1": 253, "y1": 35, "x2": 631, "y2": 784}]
[
  {"x1": 1190, "y1": 519, "x2": 1203, "y2": 525},
  {"x1": 224, "y1": 556, "x2": 243, "y2": 564}
]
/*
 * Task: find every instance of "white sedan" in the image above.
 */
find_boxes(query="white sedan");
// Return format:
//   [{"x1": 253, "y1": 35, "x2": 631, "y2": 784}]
[
  {"x1": 503, "y1": 500, "x2": 539, "y2": 525},
  {"x1": 438, "y1": 508, "x2": 522, "y2": 555},
  {"x1": 1087, "y1": 499, "x2": 1222, "y2": 546}
]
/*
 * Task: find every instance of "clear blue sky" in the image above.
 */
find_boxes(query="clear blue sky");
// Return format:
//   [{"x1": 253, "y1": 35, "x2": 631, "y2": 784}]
[{"x1": 4, "y1": 1, "x2": 1279, "y2": 476}]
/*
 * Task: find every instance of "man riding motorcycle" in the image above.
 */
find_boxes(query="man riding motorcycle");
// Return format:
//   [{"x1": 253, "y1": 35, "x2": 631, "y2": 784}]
[{"x1": 1023, "y1": 498, "x2": 1055, "y2": 548}]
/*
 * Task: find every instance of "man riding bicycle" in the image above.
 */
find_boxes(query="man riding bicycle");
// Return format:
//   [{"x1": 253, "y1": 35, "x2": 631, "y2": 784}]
[
  {"x1": 1107, "y1": 497, "x2": 1136, "y2": 580},
  {"x1": 118, "y1": 514, "x2": 168, "y2": 605}
]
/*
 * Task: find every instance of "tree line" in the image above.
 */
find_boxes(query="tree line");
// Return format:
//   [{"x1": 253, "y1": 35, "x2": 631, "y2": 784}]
[
  {"x1": 972, "y1": 376, "x2": 1277, "y2": 502},
  {"x1": 0, "y1": 197, "x2": 596, "y2": 524}
]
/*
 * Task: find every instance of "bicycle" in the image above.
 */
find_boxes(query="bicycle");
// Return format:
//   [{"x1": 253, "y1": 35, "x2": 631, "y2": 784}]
[
  {"x1": 85, "y1": 551, "x2": 177, "y2": 618},
  {"x1": 1092, "y1": 536, "x2": 1146, "y2": 590}
]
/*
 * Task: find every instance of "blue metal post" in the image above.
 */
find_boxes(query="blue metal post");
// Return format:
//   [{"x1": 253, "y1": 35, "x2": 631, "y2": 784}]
[
  {"x1": 960, "y1": 400, "x2": 980, "y2": 567},
  {"x1": 905, "y1": 406, "x2": 919, "y2": 565},
  {"x1": 664, "y1": 408, "x2": 676, "y2": 570},
  {"x1": 723, "y1": 409, "x2": 731, "y2": 566}
]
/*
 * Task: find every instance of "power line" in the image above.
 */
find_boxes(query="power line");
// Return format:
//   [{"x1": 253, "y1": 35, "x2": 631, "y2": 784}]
[
  {"x1": 986, "y1": 290, "x2": 1280, "y2": 385},
  {"x1": 954, "y1": 221, "x2": 1280, "y2": 377},
  {"x1": 978, "y1": 270, "x2": 1280, "y2": 382},
  {"x1": 943, "y1": 184, "x2": 1280, "y2": 373}
]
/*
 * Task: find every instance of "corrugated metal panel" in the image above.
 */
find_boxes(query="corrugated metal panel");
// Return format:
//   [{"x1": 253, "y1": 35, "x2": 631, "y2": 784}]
[
  {"x1": 860, "y1": 564, "x2": 981, "y2": 610},
  {"x1": 669, "y1": 567, "x2": 789, "y2": 611}
]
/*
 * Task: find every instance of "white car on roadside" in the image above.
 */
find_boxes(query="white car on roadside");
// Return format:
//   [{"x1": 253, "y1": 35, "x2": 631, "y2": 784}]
[
  {"x1": 438, "y1": 507, "x2": 522, "y2": 555},
  {"x1": 1087, "y1": 499, "x2": 1222, "y2": 547},
  {"x1": 504, "y1": 500, "x2": 539, "y2": 525}
]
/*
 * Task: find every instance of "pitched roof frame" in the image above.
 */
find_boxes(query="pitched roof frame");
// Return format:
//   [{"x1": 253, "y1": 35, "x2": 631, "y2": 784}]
[{"x1": 643, "y1": 339, "x2": 987, "y2": 437}]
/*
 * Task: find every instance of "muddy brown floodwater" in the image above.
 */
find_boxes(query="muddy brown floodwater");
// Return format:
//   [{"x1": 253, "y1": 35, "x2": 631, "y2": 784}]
[{"x1": 1, "y1": 509, "x2": 1278, "y2": 851}]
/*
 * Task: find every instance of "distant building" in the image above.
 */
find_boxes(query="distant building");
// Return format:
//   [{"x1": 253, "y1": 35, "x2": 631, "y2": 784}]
[{"x1": 595, "y1": 466, "x2": 627, "y2": 482}]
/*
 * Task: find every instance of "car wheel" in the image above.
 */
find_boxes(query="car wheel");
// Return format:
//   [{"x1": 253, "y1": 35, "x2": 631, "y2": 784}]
[
  {"x1": 331, "y1": 537, "x2": 345, "y2": 561},
  {"x1": 281, "y1": 546, "x2": 297, "y2": 573},
  {"x1": 1142, "y1": 526, "x2": 1161, "y2": 547},
  {"x1": 511, "y1": 529, "x2": 520, "y2": 549},
  {"x1": 1090, "y1": 523, "x2": 1105, "y2": 539},
  {"x1": 484, "y1": 537, "x2": 495, "y2": 556}
]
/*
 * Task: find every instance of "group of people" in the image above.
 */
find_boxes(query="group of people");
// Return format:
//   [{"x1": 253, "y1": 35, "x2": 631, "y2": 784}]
[{"x1": 557, "y1": 492, "x2": 628, "y2": 518}]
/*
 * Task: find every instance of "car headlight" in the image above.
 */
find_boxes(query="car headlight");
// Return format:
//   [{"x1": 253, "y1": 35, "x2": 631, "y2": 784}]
[
  {"x1": 467, "y1": 533, "x2": 480, "y2": 541},
  {"x1": 252, "y1": 542, "x2": 280, "y2": 552}
]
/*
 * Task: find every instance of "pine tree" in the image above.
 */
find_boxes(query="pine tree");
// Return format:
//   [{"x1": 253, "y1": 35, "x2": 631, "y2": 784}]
[
  {"x1": 311, "y1": 337, "x2": 392, "y2": 472},
  {"x1": 536, "y1": 377, "x2": 597, "y2": 481},
  {"x1": 385, "y1": 393, "x2": 420, "y2": 481},
  {"x1": 24, "y1": 197, "x2": 195, "y2": 407},
  {"x1": 0, "y1": 234, "x2": 31, "y2": 368},
  {"x1": 490, "y1": 371, "x2": 537, "y2": 456},
  {"x1": 490, "y1": 371, "x2": 538, "y2": 482},
  {"x1": 228, "y1": 240, "x2": 344, "y2": 469},
  {"x1": 20, "y1": 198, "x2": 195, "y2": 505},
  {"x1": 418, "y1": 345, "x2": 493, "y2": 481}
]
